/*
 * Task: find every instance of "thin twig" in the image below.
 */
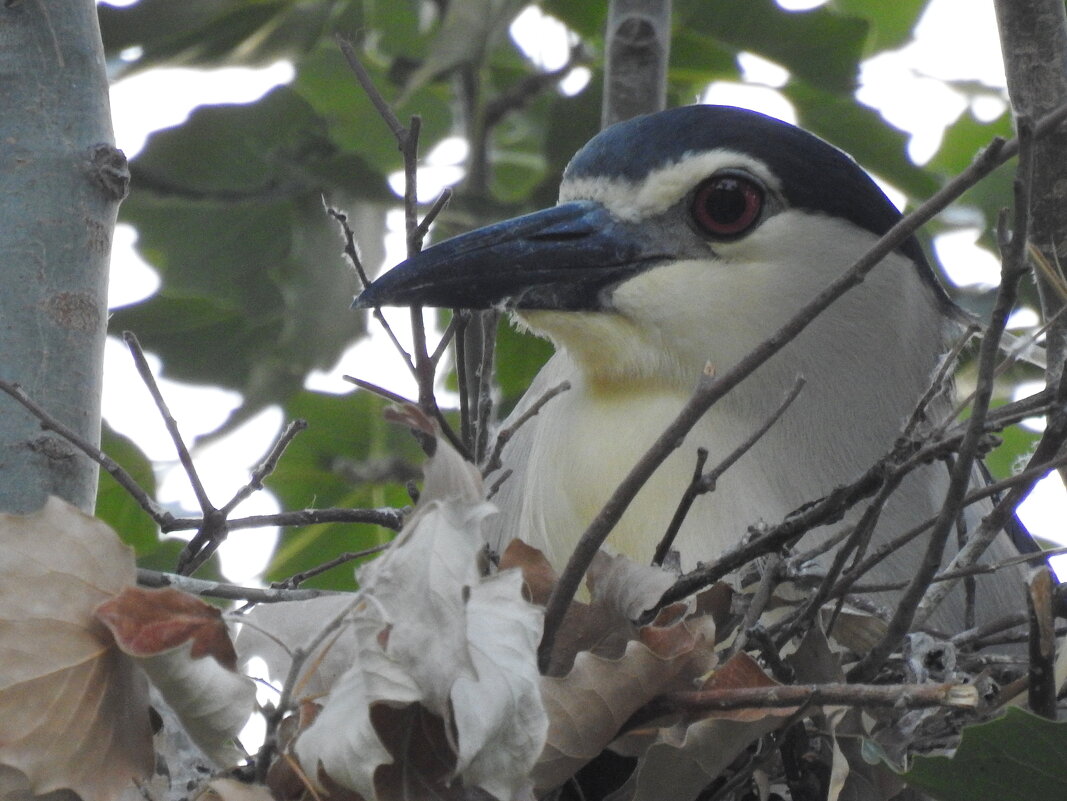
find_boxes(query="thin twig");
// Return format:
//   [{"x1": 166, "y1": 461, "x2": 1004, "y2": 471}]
[
  {"x1": 219, "y1": 419, "x2": 308, "y2": 516},
  {"x1": 729, "y1": 554, "x2": 784, "y2": 657},
  {"x1": 655, "y1": 377, "x2": 805, "y2": 565},
  {"x1": 162, "y1": 506, "x2": 405, "y2": 533},
  {"x1": 654, "y1": 447, "x2": 709, "y2": 567},
  {"x1": 274, "y1": 544, "x2": 391, "y2": 588},
  {"x1": 410, "y1": 188, "x2": 453, "y2": 253},
  {"x1": 255, "y1": 593, "x2": 365, "y2": 780},
  {"x1": 657, "y1": 681, "x2": 978, "y2": 713},
  {"x1": 123, "y1": 331, "x2": 213, "y2": 514},
  {"x1": 482, "y1": 380, "x2": 571, "y2": 475},
  {"x1": 137, "y1": 568, "x2": 339, "y2": 603},
  {"x1": 344, "y1": 375, "x2": 415, "y2": 406},
  {"x1": 335, "y1": 35, "x2": 407, "y2": 141}
]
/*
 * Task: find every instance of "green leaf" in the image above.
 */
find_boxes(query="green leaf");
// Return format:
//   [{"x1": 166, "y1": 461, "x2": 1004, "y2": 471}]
[
  {"x1": 831, "y1": 0, "x2": 930, "y2": 53},
  {"x1": 115, "y1": 88, "x2": 377, "y2": 416},
  {"x1": 96, "y1": 423, "x2": 159, "y2": 555},
  {"x1": 292, "y1": 43, "x2": 453, "y2": 174},
  {"x1": 678, "y1": 0, "x2": 868, "y2": 93},
  {"x1": 100, "y1": 0, "x2": 366, "y2": 73},
  {"x1": 896, "y1": 708, "x2": 1067, "y2": 800}
]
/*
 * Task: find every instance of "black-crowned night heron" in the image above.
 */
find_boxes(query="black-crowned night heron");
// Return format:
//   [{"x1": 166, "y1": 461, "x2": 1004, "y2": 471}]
[{"x1": 356, "y1": 104, "x2": 1026, "y2": 631}]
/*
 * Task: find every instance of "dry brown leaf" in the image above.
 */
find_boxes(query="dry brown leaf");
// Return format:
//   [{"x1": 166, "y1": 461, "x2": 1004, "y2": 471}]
[
  {"x1": 96, "y1": 586, "x2": 255, "y2": 765},
  {"x1": 586, "y1": 551, "x2": 676, "y2": 621},
  {"x1": 628, "y1": 714, "x2": 789, "y2": 801},
  {"x1": 533, "y1": 611, "x2": 717, "y2": 792},
  {"x1": 96, "y1": 587, "x2": 238, "y2": 667},
  {"x1": 499, "y1": 539, "x2": 557, "y2": 605},
  {"x1": 0, "y1": 497, "x2": 154, "y2": 801}
]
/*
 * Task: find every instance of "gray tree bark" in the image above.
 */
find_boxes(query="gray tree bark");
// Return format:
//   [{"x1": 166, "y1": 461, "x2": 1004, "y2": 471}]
[
  {"x1": 0, "y1": 1, "x2": 126, "y2": 513},
  {"x1": 993, "y1": 0, "x2": 1067, "y2": 382},
  {"x1": 601, "y1": 0, "x2": 673, "y2": 128}
]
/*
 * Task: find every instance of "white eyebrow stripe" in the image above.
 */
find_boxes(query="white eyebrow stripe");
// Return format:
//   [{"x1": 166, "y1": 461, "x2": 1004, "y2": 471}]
[{"x1": 558, "y1": 151, "x2": 781, "y2": 221}]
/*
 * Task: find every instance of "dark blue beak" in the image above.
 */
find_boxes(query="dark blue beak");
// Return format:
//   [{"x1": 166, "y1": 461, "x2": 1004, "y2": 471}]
[{"x1": 353, "y1": 201, "x2": 668, "y2": 311}]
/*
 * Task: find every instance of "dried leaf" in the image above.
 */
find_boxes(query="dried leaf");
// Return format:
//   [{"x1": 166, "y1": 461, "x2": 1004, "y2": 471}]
[
  {"x1": 629, "y1": 715, "x2": 787, "y2": 801},
  {"x1": 294, "y1": 609, "x2": 422, "y2": 797},
  {"x1": 452, "y1": 570, "x2": 546, "y2": 800},
  {"x1": 0, "y1": 497, "x2": 153, "y2": 801},
  {"x1": 96, "y1": 587, "x2": 256, "y2": 765},
  {"x1": 533, "y1": 613, "x2": 717, "y2": 791},
  {"x1": 586, "y1": 551, "x2": 676, "y2": 621}
]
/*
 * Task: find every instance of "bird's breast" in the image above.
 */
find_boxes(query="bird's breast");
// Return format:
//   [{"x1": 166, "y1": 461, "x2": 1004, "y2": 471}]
[{"x1": 515, "y1": 380, "x2": 786, "y2": 570}]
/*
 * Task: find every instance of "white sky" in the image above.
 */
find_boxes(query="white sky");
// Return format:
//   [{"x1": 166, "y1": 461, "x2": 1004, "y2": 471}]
[{"x1": 104, "y1": 0, "x2": 1066, "y2": 584}]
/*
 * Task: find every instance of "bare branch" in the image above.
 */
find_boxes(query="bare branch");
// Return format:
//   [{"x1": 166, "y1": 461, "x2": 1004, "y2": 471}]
[
  {"x1": 137, "y1": 568, "x2": 338, "y2": 603},
  {"x1": 657, "y1": 681, "x2": 978, "y2": 714},
  {"x1": 273, "y1": 544, "x2": 391, "y2": 589},
  {"x1": 219, "y1": 419, "x2": 308, "y2": 517}
]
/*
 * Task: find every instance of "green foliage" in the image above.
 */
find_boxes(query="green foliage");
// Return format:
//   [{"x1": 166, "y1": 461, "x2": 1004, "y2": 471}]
[{"x1": 893, "y1": 707, "x2": 1067, "y2": 800}]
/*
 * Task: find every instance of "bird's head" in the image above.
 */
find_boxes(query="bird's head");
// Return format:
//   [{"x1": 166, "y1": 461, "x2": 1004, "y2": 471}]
[{"x1": 355, "y1": 105, "x2": 944, "y2": 390}]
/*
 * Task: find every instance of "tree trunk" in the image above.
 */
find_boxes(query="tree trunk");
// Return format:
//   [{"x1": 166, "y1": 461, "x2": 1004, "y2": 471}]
[
  {"x1": 994, "y1": 0, "x2": 1067, "y2": 381},
  {"x1": 601, "y1": 0, "x2": 672, "y2": 127},
  {"x1": 0, "y1": 0, "x2": 126, "y2": 513}
]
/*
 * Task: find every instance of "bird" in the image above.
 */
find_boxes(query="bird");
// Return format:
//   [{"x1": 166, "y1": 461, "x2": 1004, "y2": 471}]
[{"x1": 355, "y1": 104, "x2": 1027, "y2": 634}]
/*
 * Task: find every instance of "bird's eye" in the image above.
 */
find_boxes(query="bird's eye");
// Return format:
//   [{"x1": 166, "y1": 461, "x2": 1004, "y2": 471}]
[{"x1": 690, "y1": 174, "x2": 763, "y2": 238}]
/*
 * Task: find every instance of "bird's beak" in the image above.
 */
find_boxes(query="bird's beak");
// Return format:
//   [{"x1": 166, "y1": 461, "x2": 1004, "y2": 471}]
[{"x1": 354, "y1": 201, "x2": 668, "y2": 311}]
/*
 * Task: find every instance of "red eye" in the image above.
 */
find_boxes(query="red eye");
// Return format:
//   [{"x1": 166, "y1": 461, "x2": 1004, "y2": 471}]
[{"x1": 690, "y1": 175, "x2": 763, "y2": 238}]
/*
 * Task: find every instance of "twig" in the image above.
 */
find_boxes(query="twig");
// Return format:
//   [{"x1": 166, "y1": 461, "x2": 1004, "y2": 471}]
[
  {"x1": 951, "y1": 611, "x2": 1030, "y2": 648},
  {"x1": 137, "y1": 568, "x2": 339, "y2": 603},
  {"x1": 123, "y1": 331, "x2": 212, "y2": 514},
  {"x1": 335, "y1": 35, "x2": 407, "y2": 141},
  {"x1": 482, "y1": 380, "x2": 571, "y2": 475},
  {"x1": 0, "y1": 378, "x2": 173, "y2": 524},
  {"x1": 657, "y1": 681, "x2": 978, "y2": 713},
  {"x1": 219, "y1": 419, "x2": 308, "y2": 516},
  {"x1": 654, "y1": 377, "x2": 805, "y2": 565},
  {"x1": 654, "y1": 447, "x2": 709, "y2": 567},
  {"x1": 274, "y1": 544, "x2": 391, "y2": 588},
  {"x1": 539, "y1": 103, "x2": 1067, "y2": 672},
  {"x1": 344, "y1": 375, "x2": 414, "y2": 406},
  {"x1": 344, "y1": 374, "x2": 472, "y2": 459},
  {"x1": 486, "y1": 468, "x2": 513, "y2": 501},
  {"x1": 430, "y1": 316, "x2": 457, "y2": 367},
  {"x1": 161, "y1": 506, "x2": 406, "y2": 533},
  {"x1": 729, "y1": 554, "x2": 784, "y2": 657},
  {"x1": 410, "y1": 188, "x2": 453, "y2": 253}
]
